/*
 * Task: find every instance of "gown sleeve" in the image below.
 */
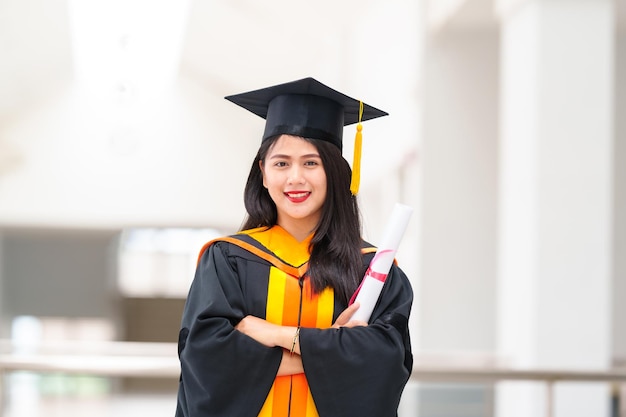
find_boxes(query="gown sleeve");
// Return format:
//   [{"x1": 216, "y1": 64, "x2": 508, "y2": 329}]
[
  {"x1": 175, "y1": 241, "x2": 283, "y2": 417},
  {"x1": 299, "y1": 264, "x2": 413, "y2": 417}
]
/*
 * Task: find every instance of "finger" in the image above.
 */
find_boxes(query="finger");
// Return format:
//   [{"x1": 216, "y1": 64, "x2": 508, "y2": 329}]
[
  {"x1": 346, "y1": 320, "x2": 368, "y2": 327},
  {"x1": 333, "y1": 302, "x2": 361, "y2": 327},
  {"x1": 338, "y1": 303, "x2": 359, "y2": 321},
  {"x1": 346, "y1": 302, "x2": 360, "y2": 315}
]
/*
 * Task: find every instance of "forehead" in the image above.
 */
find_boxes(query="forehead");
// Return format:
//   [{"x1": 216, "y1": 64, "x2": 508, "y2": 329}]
[{"x1": 267, "y1": 135, "x2": 320, "y2": 156}]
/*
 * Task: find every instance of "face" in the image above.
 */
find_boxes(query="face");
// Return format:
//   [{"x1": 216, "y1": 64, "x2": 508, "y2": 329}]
[{"x1": 261, "y1": 135, "x2": 327, "y2": 235}]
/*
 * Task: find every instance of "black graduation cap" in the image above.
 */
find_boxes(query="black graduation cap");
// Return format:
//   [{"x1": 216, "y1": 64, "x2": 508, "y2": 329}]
[
  {"x1": 225, "y1": 77, "x2": 388, "y2": 195},
  {"x1": 224, "y1": 77, "x2": 387, "y2": 150}
]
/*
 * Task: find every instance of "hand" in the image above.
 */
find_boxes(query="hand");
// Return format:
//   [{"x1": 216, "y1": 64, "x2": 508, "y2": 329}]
[
  {"x1": 332, "y1": 302, "x2": 368, "y2": 328},
  {"x1": 235, "y1": 315, "x2": 278, "y2": 347}
]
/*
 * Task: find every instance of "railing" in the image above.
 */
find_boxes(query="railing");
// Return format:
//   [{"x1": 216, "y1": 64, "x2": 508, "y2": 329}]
[
  {"x1": 411, "y1": 366, "x2": 626, "y2": 417},
  {"x1": 1, "y1": 341, "x2": 624, "y2": 417},
  {"x1": 0, "y1": 340, "x2": 179, "y2": 378}
]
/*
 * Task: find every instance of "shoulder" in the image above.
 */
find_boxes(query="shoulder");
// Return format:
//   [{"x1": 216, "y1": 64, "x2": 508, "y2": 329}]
[
  {"x1": 196, "y1": 228, "x2": 276, "y2": 265},
  {"x1": 360, "y1": 240, "x2": 377, "y2": 264},
  {"x1": 361, "y1": 240, "x2": 376, "y2": 252},
  {"x1": 359, "y1": 239, "x2": 409, "y2": 278},
  {"x1": 197, "y1": 234, "x2": 254, "y2": 257}
]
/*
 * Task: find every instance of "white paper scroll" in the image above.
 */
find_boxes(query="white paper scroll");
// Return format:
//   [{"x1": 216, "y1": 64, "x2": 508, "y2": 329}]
[{"x1": 350, "y1": 203, "x2": 413, "y2": 323}]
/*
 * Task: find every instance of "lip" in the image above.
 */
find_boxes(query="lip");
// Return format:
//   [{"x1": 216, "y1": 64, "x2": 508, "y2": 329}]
[{"x1": 284, "y1": 191, "x2": 311, "y2": 203}]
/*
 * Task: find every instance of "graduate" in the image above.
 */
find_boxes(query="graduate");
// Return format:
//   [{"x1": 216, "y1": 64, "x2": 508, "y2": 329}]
[{"x1": 175, "y1": 77, "x2": 413, "y2": 417}]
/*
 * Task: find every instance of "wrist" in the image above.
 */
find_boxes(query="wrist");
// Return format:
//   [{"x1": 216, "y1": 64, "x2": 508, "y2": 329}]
[{"x1": 289, "y1": 326, "x2": 300, "y2": 355}]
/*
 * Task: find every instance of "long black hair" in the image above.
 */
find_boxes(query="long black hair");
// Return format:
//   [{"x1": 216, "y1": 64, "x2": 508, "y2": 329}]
[{"x1": 241, "y1": 135, "x2": 363, "y2": 304}]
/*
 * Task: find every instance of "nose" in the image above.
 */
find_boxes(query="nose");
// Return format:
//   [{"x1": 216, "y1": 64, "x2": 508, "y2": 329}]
[{"x1": 287, "y1": 165, "x2": 305, "y2": 184}]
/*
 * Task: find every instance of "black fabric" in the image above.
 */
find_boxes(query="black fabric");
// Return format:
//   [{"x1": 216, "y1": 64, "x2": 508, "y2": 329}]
[
  {"x1": 175, "y1": 237, "x2": 413, "y2": 417},
  {"x1": 299, "y1": 260, "x2": 413, "y2": 417},
  {"x1": 264, "y1": 94, "x2": 344, "y2": 148},
  {"x1": 224, "y1": 77, "x2": 388, "y2": 146},
  {"x1": 176, "y1": 241, "x2": 282, "y2": 417}
]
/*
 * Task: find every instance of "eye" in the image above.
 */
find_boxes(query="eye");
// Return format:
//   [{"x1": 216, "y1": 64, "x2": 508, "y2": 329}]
[
  {"x1": 274, "y1": 161, "x2": 288, "y2": 167},
  {"x1": 304, "y1": 159, "x2": 321, "y2": 167}
]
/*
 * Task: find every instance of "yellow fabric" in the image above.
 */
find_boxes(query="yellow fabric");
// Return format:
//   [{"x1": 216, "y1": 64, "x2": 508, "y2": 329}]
[
  {"x1": 350, "y1": 101, "x2": 364, "y2": 195},
  {"x1": 242, "y1": 225, "x2": 312, "y2": 266},
  {"x1": 242, "y1": 226, "x2": 331, "y2": 417},
  {"x1": 265, "y1": 267, "x2": 286, "y2": 325}
]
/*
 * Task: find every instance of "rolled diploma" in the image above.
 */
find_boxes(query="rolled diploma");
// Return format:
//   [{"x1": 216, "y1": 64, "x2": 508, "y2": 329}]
[{"x1": 350, "y1": 203, "x2": 413, "y2": 323}]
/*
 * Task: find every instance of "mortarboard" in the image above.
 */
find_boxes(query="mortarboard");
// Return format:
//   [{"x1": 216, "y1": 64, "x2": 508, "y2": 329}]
[{"x1": 225, "y1": 77, "x2": 388, "y2": 195}]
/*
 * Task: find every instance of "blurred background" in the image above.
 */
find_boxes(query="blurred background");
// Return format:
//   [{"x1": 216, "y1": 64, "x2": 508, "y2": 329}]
[{"x1": 0, "y1": 0, "x2": 624, "y2": 416}]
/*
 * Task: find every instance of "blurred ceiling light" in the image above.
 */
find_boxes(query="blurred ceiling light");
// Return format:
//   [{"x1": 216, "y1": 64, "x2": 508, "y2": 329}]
[
  {"x1": 67, "y1": 0, "x2": 191, "y2": 99},
  {"x1": 66, "y1": 0, "x2": 191, "y2": 158}
]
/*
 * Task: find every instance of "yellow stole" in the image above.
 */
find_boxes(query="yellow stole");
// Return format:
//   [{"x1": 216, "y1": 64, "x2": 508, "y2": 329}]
[{"x1": 240, "y1": 226, "x2": 333, "y2": 417}]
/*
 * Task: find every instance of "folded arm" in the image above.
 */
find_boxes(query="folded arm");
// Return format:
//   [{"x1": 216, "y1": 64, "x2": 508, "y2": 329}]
[{"x1": 235, "y1": 302, "x2": 367, "y2": 375}]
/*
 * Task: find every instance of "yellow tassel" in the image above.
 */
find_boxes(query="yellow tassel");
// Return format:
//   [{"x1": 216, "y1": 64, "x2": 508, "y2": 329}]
[
  {"x1": 350, "y1": 101, "x2": 364, "y2": 195},
  {"x1": 350, "y1": 125, "x2": 362, "y2": 195},
  {"x1": 350, "y1": 101, "x2": 363, "y2": 195}
]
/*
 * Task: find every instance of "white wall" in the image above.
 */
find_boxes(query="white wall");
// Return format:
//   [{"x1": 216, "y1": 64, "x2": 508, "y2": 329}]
[
  {"x1": 0, "y1": 78, "x2": 255, "y2": 232},
  {"x1": 612, "y1": 30, "x2": 626, "y2": 362},
  {"x1": 420, "y1": 28, "x2": 499, "y2": 353},
  {"x1": 496, "y1": 1, "x2": 614, "y2": 416}
]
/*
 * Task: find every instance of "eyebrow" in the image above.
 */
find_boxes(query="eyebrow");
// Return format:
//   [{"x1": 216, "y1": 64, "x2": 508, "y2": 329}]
[{"x1": 268, "y1": 153, "x2": 321, "y2": 160}]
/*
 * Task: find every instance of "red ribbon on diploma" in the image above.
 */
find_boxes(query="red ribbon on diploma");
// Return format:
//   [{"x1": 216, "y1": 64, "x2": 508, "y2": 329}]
[{"x1": 348, "y1": 249, "x2": 393, "y2": 305}]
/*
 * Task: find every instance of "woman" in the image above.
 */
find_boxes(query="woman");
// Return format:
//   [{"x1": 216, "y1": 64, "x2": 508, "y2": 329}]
[{"x1": 176, "y1": 78, "x2": 413, "y2": 417}]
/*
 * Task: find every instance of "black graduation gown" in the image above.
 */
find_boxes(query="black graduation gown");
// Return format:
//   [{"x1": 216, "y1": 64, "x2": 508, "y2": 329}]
[{"x1": 175, "y1": 230, "x2": 413, "y2": 417}]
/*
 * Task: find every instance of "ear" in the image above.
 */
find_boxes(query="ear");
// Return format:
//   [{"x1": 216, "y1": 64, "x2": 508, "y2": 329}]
[{"x1": 259, "y1": 160, "x2": 267, "y2": 188}]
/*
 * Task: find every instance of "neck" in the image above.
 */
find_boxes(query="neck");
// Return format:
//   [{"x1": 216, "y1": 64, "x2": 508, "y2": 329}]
[{"x1": 277, "y1": 218, "x2": 316, "y2": 242}]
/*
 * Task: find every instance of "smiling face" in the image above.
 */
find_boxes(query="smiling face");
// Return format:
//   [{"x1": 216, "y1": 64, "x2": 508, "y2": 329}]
[{"x1": 260, "y1": 135, "x2": 327, "y2": 239}]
